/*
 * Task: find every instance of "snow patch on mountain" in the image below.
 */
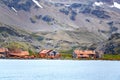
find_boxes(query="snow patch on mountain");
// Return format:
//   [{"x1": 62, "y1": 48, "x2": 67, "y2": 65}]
[
  {"x1": 113, "y1": 2, "x2": 120, "y2": 9},
  {"x1": 110, "y1": 2, "x2": 120, "y2": 9},
  {"x1": 11, "y1": 7, "x2": 17, "y2": 13},
  {"x1": 32, "y1": 0, "x2": 43, "y2": 8},
  {"x1": 93, "y1": 2, "x2": 104, "y2": 6}
]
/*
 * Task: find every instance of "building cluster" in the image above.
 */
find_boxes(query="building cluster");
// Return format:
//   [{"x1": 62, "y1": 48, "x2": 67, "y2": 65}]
[
  {"x1": 0, "y1": 47, "x2": 61, "y2": 59},
  {"x1": 0, "y1": 47, "x2": 103, "y2": 59}
]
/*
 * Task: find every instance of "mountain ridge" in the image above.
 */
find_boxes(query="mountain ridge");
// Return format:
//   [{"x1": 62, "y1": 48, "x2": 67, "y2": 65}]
[{"x1": 0, "y1": 0, "x2": 120, "y2": 51}]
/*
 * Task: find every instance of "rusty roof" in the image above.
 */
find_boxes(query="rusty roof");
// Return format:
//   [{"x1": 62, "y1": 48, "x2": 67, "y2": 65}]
[
  {"x1": 0, "y1": 48, "x2": 8, "y2": 53},
  {"x1": 74, "y1": 50, "x2": 95, "y2": 55},
  {"x1": 9, "y1": 51, "x2": 29, "y2": 56},
  {"x1": 39, "y1": 50, "x2": 52, "y2": 54}
]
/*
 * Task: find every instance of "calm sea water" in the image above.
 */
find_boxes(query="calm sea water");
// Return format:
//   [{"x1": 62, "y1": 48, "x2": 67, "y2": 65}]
[{"x1": 0, "y1": 60, "x2": 120, "y2": 80}]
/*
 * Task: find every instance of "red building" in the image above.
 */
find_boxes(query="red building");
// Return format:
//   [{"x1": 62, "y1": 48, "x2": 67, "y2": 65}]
[
  {"x1": 39, "y1": 50, "x2": 61, "y2": 59},
  {"x1": 73, "y1": 50, "x2": 96, "y2": 58},
  {"x1": 8, "y1": 49, "x2": 29, "y2": 58}
]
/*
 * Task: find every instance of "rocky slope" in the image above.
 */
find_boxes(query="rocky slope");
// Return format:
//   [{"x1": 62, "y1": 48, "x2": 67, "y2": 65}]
[
  {"x1": 0, "y1": 0, "x2": 120, "y2": 51},
  {"x1": 96, "y1": 33, "x2": 120, "y2": 54},
  {"x1": 0, "y1": 24, "x2": 42, "y2": 51}
]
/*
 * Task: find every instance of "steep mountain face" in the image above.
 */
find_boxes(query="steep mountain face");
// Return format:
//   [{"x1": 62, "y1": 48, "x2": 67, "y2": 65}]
[
  {"x1": 0, "y1": 0, "x2": 120, "y2": 31},
  {"x1": 0, "y1": 0, "x2": 120, "y2": 50},
  {"x1": 96, "y1": 33, "x2": 120, "y2": 54}
]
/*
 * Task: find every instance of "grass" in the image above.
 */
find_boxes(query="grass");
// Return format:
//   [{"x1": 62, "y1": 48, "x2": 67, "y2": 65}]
[
  {"x1": 103, "y1": 54, "x2": 120, "y2": 60},
  {"x1": 59, "y1": 49, "x2": 74, "y2": 54},
  {"x1": 61, "y1": 53, "x2": 72, "y2": 59},
  {"x1": 1, "y1": 41, "x2": 36, "y2": 54},
  {"x1": 59, "y1": 49, "x2": 73, "y2": 59}
]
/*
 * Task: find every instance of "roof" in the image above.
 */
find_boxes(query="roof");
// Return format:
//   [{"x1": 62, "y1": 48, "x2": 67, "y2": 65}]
[
  {"x1": 0, "y1": 48, "x2": 8, "y2": 53},
  {"x1": 74, "y1": 50, "x2": 95, "y2": 55},
  {"x1": 9, "y1": 51, "x2": 29, "y2": 56},
  {"x1": 39, "y1": 50, "x2": 52, "y2": 54},
  {"x1": 8, "y1": 49, "x2": 22, "y2": 53}
]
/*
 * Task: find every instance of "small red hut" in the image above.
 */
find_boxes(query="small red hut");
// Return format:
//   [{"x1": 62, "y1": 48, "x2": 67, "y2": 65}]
[
  {"x1": 8, "y1": 49, "x2": 29, "y2": 58},
  {"x1": 39, "y1": 50, "x2": 61, "y2": 59},
  {"x1": 73, "y1": 50, "x2": 96, "y2": 58}
]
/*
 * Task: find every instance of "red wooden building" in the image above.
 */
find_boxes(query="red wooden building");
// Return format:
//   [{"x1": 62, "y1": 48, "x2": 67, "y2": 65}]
[
  {"x1": 39, "y1": 50, "x2": 61, "y2": 59},
  {"x1": 73, "y1": 50, "x2": 96, "y2": 58}
]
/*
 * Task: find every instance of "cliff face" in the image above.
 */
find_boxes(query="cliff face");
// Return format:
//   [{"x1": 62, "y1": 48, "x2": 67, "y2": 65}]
[{"x1": 0, "y1": 0, "x2": 120, "y2": 50}]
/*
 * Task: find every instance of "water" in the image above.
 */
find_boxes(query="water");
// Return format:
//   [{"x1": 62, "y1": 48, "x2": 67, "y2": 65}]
[{"x1": 0, "y1": 60, "x2": 120, "y2": 80}]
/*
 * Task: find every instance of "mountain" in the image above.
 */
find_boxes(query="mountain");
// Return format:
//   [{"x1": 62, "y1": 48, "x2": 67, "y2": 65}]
[
  {"x1": 0, "y1": 25, "x2": 42, "y2": 51},
  {"x1": 0, "y1": 0, "x2": 120, "y2": 51},
  {"x1": 96, "y1": 33, "x2": 120, "y2": 54}
]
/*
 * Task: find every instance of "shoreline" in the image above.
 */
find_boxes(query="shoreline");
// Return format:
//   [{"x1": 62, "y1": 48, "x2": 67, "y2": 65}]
[{"x1": 0, "y1": 58, "x2": 120, "y2": 61}]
